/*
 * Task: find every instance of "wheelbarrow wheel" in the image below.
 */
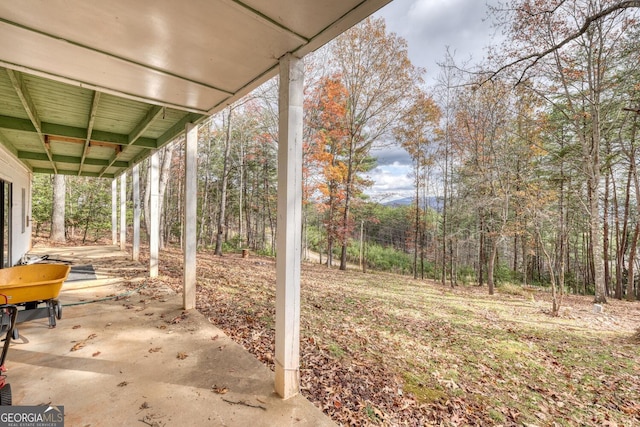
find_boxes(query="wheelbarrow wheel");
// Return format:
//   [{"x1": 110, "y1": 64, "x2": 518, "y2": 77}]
[
  {"x1": 55, "y1": 302, "x2": 62, "y2": 320},
  {"x1": 0, "y1": 383, "x2": 11, "y2": 406},
  {"x1": 11, "y1": 328, "x2": 18, "y2": 341}
]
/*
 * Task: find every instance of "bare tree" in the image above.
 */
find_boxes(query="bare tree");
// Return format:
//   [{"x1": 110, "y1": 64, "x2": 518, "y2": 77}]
[
  {"x1": 214, "y1": 108, "x2": 233, "y2": 256},
  {"x1": 488, "y1": 0, "x2": 640, "y2": 83}
]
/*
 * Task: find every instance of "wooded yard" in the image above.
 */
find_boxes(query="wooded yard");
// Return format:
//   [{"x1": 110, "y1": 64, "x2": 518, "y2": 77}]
[{"x1": 147, "y1": 246, "x2": 640, "y2": 426}]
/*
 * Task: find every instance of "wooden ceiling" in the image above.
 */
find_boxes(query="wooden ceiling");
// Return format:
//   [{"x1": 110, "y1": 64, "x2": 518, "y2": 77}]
[{"x1": 0, "y1": 0, "x2": 391, "y2": 178}]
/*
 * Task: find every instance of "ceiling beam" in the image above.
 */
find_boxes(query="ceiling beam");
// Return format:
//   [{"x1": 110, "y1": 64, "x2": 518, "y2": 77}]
[
  {"x1": 97, "y1": 105, "x2": 165, "y2": 178},
  {"x1": 46, "y1": 135, "x2": 119, "y2": 150},
  {"x1": 32, "y1": 167, "x2": 114, "y2": 179},
  {"x1": 129, "y1": 105, "x2": 163, "y2": 144},
  {"x1": 18, "y1": 150, "x2": 128, "y2": 168},
  {"x1": 0, "y1": 114, "x2": 157, "y2": 148},
  {"x1": 6, "y1": 69, "x2": 57, "y2": 173},
  {"x1": 98, "y1": 111, "x2": 204, "y2": 178},
  {"x1": 157, "y1": 113, "x2": 205, "y2": 147},
  {"x1": 78, "y1": 91, "x2": 101, "y2": 175}
]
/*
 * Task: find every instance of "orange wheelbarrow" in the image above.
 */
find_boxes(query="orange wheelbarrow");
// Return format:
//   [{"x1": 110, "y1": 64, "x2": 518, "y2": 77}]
[
  {"x1": 0, "y1": 264, "x2": 70, "y2": 405},
  {"x1": 0, "y1": 264, "x2": 70, "y2": 329}
]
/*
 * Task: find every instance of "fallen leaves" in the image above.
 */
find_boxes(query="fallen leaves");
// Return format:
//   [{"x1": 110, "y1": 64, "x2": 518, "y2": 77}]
[
  {"x1": 70, "y1": 342, "x2": 85, "y2": 352},
  {"x1": 87, "y1": 244, "x2": 640, "y2": 427},
  {"x1": 70, "y1": 333, "x2": 98, "y2": 352},
  {"x1": 168, "y1": 312, "x2": 189, "y2": 324},
  {"x1": 211, "y1": 385, "x2": 228, "y2": 394},
  {"x1": 176, "y1": 352, "x2": 188, "y2": 360}
]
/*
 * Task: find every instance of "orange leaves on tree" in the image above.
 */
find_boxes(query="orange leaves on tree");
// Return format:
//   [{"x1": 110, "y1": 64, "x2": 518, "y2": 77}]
[{"x1": 304, "y1": 74, "x2": 351, "y2": 250}]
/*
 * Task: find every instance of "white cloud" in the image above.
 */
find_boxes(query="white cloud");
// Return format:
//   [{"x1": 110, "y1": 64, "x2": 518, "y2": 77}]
[
  {"x1": 371, "y1": 146, "x2": 412, "y2": 167},
  {"x1": 364, "y1": 162, "x2": 414, "y2": 201},
  {"x1": 376, "y1": 0, "x2": 500, "y2": 80},
  {"x1": 364, "y1": 0, "x2": 499, "y2": 199}
]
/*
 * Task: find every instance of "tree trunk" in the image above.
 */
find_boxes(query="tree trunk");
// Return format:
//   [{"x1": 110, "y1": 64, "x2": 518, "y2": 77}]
[
  {"x1": 51, "y1": 174, "x2": 66, "y2": 242},
  {"x1": 413, "y1": 182, "x2": 420, "y2": 280},
  {"x1": 144, "y1": 160, "x2": 150, "y2": 237},
  {"x1": 590, "y1": 112, "x2": 606, "y2": 303},
  {"x1": 628, "y1": 142, "x2": 640, "y2": 302},
  {"x1": 158, "y1": 144, "x2": 175, "y2": 249},
  {"x1": 215, "y1": 108, "x2": 233, "y2": 256},
  {"x1": 487, "y1": 237, "x2": 498, "y2": 295},
  {"x1": 339, "y1": 135, "x2": 358, "y2": 271},
  {"x1": 539, "y1": 228, "x2": 562, "y2": 317},
  {"x1": 627, "y1": 223, "x2": 639, "y2": 302},
  {"x1": 521, "y1": 235, "x2": 528, "y2": 287},
  {"x1": 614, "y1": 167, "x2": 629, "y2": 300},
  {"x1": 603, "y1": 172, "x2": 610, "y2": 297},
  {"x1": 478, "y1": 215, "x2": 485, "y2": 287},
  {"x1": 411, "y1": 157, "x2": 422, "y2": 280}
]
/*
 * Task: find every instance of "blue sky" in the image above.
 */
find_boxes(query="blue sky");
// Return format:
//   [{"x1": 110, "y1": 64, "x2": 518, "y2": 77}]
[{"x1": 364, "y1": 0, "x2": 499, "y2": 201}]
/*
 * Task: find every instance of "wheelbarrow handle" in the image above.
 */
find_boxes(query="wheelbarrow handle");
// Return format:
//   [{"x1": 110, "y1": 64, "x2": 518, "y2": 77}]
[{"x1": 0, "y1": 305, "x2": 18, "y2": 369}]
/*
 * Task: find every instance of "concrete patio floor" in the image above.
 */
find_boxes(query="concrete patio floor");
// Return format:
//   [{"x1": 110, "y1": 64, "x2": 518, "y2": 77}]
[{"x1": 7, "y1": 246, "x2": 334, "y2": 426}]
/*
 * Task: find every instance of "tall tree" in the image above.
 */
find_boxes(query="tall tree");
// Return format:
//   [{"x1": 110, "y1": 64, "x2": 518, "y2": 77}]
[
  {"x1": 394, "y1": 90, "x2": 441, "y2": 279},
  {"x1": 435, "y1": 50, "x2": 466, "y2": 287},
  {"x1": 51, "y1": 174, "x2": 66, "y2": 242},
  {"x1": 215, "y1": 107, "x2": 233, "y2": 256},
  {"x1": 305, "y1": 75, "x2": 350, "y2": 266},
  {"x1": 159, "y1": 143, "x2": 176, "y2": 249},
  {"x1": 453, "y1": 80, "x2": 514, "y2": 294},
  {"x1": 330, "y1": 16, "x2": 423, "y2": 270}
]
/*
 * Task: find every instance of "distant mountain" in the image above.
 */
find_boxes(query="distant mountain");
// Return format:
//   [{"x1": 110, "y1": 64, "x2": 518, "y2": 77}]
[{"x1": 382, "y1": 196, "x2": 442, "y2": 211}]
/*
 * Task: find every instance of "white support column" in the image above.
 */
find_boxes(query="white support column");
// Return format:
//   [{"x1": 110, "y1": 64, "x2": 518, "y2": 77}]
[
  {"x1": 183, "y1": 122, "x2": 198, "y2": 310},
  {"x1": 132, "y1": 164, "x2": 141, "y2": 261},
  {"x1": 111, "y1": 179, "x2": 117, "y2": 245},
  {"x1": 120, "y1": 173, "x2": 126, "y2": 251},
  {"x1": 150, "y1": 152, "x2": 160, "y2": 278},
  {"x1": 274, "y1": 53, "x2": 304, "y2": 400}
]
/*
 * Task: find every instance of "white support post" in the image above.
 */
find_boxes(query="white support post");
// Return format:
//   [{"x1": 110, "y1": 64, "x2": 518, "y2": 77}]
[
  {"x1": 120, "y1": 173, "x2": 126, "y2": 251},
  {"x1": 111, "y1": 179, "x2": 117, "y2": 245},
  {"x1": 274, "y1": 53, "x2": 303, "y2": 400},
  {"x1": 183, "y1": 122, "x2": 198, "y2": 310},
  {"x1": 132, "y1": 164, "x2": 140, "y2": 261},
  {"x1": 150, "y1": 152, "x2": 160, "y2": 278}
]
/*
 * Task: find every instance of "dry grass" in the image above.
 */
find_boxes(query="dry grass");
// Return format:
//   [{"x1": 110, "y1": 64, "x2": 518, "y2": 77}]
[{"x1": 159, "y1": 248, "x2": 639, "y2": 426}]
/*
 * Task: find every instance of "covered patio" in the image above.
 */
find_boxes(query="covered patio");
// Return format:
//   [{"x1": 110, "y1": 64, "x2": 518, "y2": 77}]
[
  {"x1": 12, "y1": 245, "x2": 334, "y2": 425},
  {"x1": 0, "y1": 0, "x2": 392, "y2": 403}
]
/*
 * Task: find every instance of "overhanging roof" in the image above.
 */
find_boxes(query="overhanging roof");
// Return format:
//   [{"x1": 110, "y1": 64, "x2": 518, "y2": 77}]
[{"x1": 0, "y1": 0, "x2": 391, "y2": 178}]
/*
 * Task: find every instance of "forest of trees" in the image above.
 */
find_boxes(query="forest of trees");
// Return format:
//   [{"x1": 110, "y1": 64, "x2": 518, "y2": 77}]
[{"x1": 33, "y1": 1, "x2": 640, "y2": 312}]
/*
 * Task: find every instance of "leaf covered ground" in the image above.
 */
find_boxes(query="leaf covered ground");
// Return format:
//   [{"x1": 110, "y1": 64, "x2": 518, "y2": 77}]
[
  {"x1": 146, "y1": 247, "x2": 639, "y2": 427},
  {"x1": 44, "y1": 239, "x2": 640, "y2": 426}
]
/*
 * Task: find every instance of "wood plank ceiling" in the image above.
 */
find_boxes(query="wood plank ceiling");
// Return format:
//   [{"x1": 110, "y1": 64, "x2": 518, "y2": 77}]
[{"x1": 0, "y1": 0, "x2": 391, "y2": 178}]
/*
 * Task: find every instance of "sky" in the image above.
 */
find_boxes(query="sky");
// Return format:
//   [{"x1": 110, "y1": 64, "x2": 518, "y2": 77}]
[{"x1": 364, "y1": 0, "x2": 500, "y2": 202}]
